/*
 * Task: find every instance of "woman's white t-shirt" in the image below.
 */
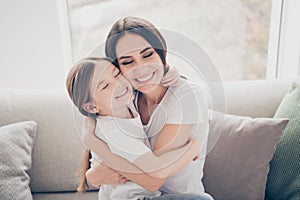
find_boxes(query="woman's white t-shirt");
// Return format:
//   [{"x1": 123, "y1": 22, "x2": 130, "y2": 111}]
[{"x1": 134, "y1": 78, "x2": 209, "y2": 194}]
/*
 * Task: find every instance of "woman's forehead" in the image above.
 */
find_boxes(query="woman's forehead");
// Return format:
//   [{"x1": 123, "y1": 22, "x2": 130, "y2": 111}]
[{"x1": 115, "y1": 33, "x2": 151, "y2": 57}]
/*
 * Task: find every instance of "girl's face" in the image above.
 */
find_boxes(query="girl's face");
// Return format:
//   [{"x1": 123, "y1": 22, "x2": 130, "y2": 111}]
[
  {"x1": 115, "y1": 33, "x2": 164, "y2": 93},
  {"x1": 89, "y1": 60, "x2": 133, "y2": 116}
]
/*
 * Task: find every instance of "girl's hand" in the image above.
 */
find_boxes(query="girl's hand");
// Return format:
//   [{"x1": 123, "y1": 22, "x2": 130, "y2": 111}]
[
  {"x1": 161, "y1": 65, "x2": 180, "y2": 87},
  {"x1": 86, "y1": 161, "x2": 128, "y2": 187}
]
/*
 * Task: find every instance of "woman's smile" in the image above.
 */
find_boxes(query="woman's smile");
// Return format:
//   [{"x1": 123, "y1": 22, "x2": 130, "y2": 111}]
[{"x1": 135, "y1": 71, "x2": 155, "y2": 83}]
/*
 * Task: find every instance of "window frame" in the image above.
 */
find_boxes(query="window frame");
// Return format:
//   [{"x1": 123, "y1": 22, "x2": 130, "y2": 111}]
[
  {"x1": 59, "y1": 0, "x2": 297, "y2": 80},
  {"x1": 267, "y1": 0, "x2": 300, "y2": 79}
]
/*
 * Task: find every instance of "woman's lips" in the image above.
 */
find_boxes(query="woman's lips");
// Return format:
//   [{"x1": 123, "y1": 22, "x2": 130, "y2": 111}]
[
  {"x1": 115, "y1": 87, "x2": 128, "y2": 99},
  {"x1": 135, "y1": 71, "x2": 155, "y2": 83}
]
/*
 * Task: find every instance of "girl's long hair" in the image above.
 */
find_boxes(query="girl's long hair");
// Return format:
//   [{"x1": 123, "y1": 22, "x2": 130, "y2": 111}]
[
  {"x1": 77, "y1": 150, "x2": 91, "y2": 193},
  {"x1": 65, "y1": 57, "x2": 113, "y2": 193}
]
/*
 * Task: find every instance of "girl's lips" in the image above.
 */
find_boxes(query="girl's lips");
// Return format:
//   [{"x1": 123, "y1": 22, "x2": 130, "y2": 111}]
[
  {"x1": 135, "y1": 71, "x2": 155, "y2": 83},
  {"x1": 115, "y1": 87, "x2": 128, "y2": 99}
]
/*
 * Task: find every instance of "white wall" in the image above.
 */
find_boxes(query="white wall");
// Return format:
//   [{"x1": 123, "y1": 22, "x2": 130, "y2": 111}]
[{"x1": 0, "y1": 0, "x2": 71, "y2": 89}]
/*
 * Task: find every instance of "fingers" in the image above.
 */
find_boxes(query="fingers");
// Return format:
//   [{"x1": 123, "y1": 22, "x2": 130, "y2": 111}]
[
  {"x1": 161, "y1": 66, "x2": 180, "y2": 87},
  {"x1": 162, "y1": 79, "x2": 179, "y2": 87},
  {"x1": 111, "y1": 173, "x2": 128, "y2": 185},
  {"x1": 193, "y1": 155, "x2": 199, "y2": 161}
]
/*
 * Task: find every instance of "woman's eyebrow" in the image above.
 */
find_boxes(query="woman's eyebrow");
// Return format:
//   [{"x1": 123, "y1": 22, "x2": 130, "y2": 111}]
[
  {"x1": 140, "y1": 47, "x2": 152, "y2": 54},
  {"x1": 119, "y1": 55, "x2": 131, "y2": 60},
  {"x1": 119, "y1": 46, "x2": 152, "y2": 60}
]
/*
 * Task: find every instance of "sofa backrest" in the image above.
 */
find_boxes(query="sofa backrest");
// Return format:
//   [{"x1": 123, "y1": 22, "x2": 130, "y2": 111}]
[
  {"x1": 0, "y1": 89, "x2": 85, "y2": 192},
  {"x1": 0, "y1": 79, "x2": 291, "y2": 193}
]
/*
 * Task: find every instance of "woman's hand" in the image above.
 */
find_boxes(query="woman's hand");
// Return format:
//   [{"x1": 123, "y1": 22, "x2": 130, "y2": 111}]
[
  {"x1": 161, "y1": 65, "x2": 180, "y2": 87},
  {"x1": 188, "y1": 137, "x2": 200, "y2": 161},
  {"x1": 86, "y1": 161, "x2": 128, "y2": 188}
]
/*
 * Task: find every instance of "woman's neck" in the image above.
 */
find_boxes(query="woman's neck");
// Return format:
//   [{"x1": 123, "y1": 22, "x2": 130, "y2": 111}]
[{"x1": 141, "y1": 85, "x2": 168, "y2": 108}]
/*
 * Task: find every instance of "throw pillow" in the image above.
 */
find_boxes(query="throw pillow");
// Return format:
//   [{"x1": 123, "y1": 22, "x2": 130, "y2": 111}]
[
  {"x1": 0, "y1": 121, "x2": 37, "y2": 200},
  {"x1": 203, "y1": 111, "x2": 288, "y2": 200},
  {"x1": 266, "y1": 82, "x2": 300, "y2": 199}
]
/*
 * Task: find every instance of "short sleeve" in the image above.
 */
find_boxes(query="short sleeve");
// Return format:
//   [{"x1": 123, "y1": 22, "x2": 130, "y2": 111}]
[
  {"x1": 96, "y1": 120, "x2": 151, "y2": 163},
  {"x1": 166, "y1": 83, "x2": 208, "y2": 124},
  {"x1": 103, "y1": 130, "x2": 151, "y2": 162}
]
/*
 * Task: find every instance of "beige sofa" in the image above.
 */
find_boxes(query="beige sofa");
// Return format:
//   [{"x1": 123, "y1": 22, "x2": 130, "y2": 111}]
[{"x1": 0, "y1": 79, "x2": 292, "y2": 200}]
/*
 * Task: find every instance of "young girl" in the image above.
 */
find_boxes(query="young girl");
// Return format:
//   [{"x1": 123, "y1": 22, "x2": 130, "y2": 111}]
[{"x1": 66, "y1": 57, "x2": 200, "y2": 200}]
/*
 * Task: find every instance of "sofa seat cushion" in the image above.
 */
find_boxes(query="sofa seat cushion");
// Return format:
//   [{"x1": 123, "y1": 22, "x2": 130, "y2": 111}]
[{"x1": 32, "y1": 191, "x2": 97, "y2": 200}]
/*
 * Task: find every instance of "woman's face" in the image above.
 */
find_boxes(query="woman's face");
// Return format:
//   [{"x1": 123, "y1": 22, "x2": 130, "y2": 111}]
[
  {"x1": 89, "y1": 60, "x2": 133, "y2": 116},
  {"x1": 115, "y1": 33, "x2": 164, "y2": 93}
]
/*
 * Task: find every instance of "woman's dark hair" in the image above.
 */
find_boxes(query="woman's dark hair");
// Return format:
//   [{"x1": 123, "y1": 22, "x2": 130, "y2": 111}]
[{"x1": 105, "y1": 17, "x2": 168, "y2": 73}]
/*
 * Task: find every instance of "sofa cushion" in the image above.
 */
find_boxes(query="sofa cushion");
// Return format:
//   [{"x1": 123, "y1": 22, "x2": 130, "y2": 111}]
[
  {"x1": 0, "y1": 121, "x2": 37, "y2": 200},
  {"x1": 203, "y1": 111, "x2": 288, "y2": 200},
  {"x1": 0, "y1": 89, "x2": 85, "y2": 193},
  {"x1": 266, "y1": 82, "x2": 300, "y2": 199}
]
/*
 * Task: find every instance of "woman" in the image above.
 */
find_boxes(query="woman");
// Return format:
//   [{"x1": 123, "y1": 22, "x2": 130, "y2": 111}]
[{"x1": 83, "y1": 17, "x2": 212, "y2": 200}]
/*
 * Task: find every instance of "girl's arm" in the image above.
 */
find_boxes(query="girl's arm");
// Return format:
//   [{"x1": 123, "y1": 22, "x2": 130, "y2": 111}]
[
  {"x1": 83, "y1": 118, "x2": 197, "y2": 191},
  {"x1": 83, "y1": 127, "x2": 199, "y2": 178},
  {"x1": 83, "y1": 132, "x2": 166, "y2": 192}
]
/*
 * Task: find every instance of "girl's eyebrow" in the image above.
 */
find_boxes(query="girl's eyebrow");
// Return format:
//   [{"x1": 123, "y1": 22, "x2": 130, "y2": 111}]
[{"x1": 97, "y1": 80, "x2": 104, "y2": 88}]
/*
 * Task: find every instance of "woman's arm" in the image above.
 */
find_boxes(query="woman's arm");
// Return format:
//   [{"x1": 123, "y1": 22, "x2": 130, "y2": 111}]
[
  {"x1": 133, "y1": 125, "x2": 198, "y2": 178},
  {"x1": 83, "y1": 118, "x2": 197, "y2": 191},
  {"x1": 83, "y1": 127, "x2": 198, "y2": 178}
]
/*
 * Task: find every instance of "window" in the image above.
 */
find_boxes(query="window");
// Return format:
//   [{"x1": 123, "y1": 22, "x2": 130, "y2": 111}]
[{"x1": 67, "y1": 0, "x2": 272, "y2": 81}]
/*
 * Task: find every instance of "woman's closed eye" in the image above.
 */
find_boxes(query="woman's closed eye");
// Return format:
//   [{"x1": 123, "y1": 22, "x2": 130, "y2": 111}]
[
  {"x1": 121, "y1": 60, "x2": 133, "y2": 65},
  {"x1": 143, "y1": 51, "x2": 153, "y2": 58}
]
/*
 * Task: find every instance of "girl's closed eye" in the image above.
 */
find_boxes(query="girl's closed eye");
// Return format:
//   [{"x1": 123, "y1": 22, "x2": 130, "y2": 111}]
[
  {"x1": 102, "y1": 83, "x2": 109, "y2": 90},
  {"x1": 114, "y1": 70, "x2": 121, "y2": 77}
]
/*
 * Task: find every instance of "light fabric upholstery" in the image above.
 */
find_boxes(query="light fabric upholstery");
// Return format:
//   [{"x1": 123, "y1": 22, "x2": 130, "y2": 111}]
[
  {"x1": 266, "y1": 82, "x2": 300, "y2": 199},
  {"x1": 0, "y1": 80, "x2": 293, "y2": 199},
  {"x1": 203, "y1": 112, "x2": 288, "y2": 200},
  {"x1": 223, "y1": 80, "x2": 290, "y2": 117},
  {"x1": 0, "y1": 121, "x2": 37, "y2": 200},
  {"x1": 32, "y1": 191, "x2": 97, "y2": 200},
  {"x1": 0, "y1": 89, "x2": 85, "y2": 193}
]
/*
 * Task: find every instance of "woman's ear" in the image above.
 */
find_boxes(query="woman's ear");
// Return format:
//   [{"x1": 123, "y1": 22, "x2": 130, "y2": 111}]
[{"x1": 83, "y1": 103, "x2": 98, "y2": 114}]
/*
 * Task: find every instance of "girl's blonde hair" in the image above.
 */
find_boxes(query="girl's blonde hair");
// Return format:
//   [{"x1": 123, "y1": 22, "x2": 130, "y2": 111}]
[{"x1": 66, "y1": 57, "x2": 113, "y2": 192}]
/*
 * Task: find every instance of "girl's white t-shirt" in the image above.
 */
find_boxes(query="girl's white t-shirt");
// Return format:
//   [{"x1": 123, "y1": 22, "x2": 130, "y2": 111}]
[
  {"x1": 94, "y1": 106, "x2": 151, "y2": 162},
  {"x1": 91, "y1": 105, "x2": 161, "y2": 200},
  {"x1": 134, "y1": 78, "x2": 209, "y2": 194}
]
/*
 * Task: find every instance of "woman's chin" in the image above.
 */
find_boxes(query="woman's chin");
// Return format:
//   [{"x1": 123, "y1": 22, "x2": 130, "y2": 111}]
[{"x1": 136, "y1": 84, "x2": 160, "y2": 94}]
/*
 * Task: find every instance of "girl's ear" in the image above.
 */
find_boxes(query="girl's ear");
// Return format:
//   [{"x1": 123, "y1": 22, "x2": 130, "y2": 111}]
[{"x1": 83, "y1": 103, "x2": 98, "y2": 114}]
